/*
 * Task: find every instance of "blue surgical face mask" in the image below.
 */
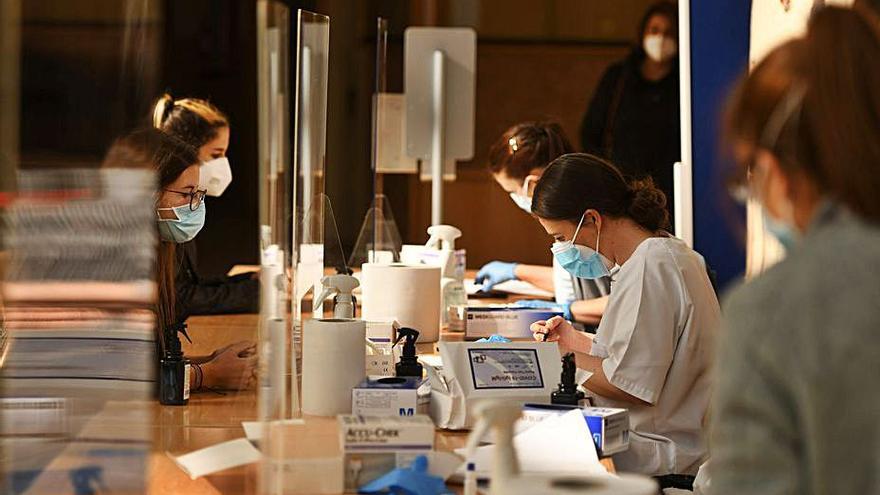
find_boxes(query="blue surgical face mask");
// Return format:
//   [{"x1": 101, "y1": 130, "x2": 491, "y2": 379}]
[
  {"x1": 753, "y1": 81, "x2": 806, "y2": 252},
  {"x1": 551, "y1": 213, "x2": 613, "y2": 279},
  {"x1": 762, "y1": 208, "x2": 798, "y2": 252},
  {"x1": 157, "y1": 202, "x2": 206, "y2": 243}
]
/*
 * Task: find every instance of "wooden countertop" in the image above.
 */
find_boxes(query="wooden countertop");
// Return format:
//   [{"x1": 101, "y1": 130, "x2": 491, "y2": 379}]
[{"x1": 26, "y1": 268, "x2": 611, "y2": 494}]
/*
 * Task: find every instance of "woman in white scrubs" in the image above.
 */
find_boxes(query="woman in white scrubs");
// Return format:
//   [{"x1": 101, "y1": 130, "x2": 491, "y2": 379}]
[
  {"x1": 476, "y1": 122, "x2": 610, "y2": 327},
  {"x1": 529, "y1": 153, "x2": 720, "y2": 487}
]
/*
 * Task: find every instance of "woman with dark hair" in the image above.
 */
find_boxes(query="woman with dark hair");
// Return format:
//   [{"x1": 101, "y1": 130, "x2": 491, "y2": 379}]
[
  {"x1": 529, "y1": 153, "x2": 719, "y2": 486},
  {"x1": 580, "y1": 0, "x2": 680, "y2": 223},
  {"x1": 475, "y1": 122, "x2": 610, "y2": 327},
  {"x1": 708, "y1": 6, "x2": 880, "y2": 493},
  {"x1": 103, "y1": 128, "x2": 257, "y2": 392},
  {"x1": 152, "y1": 94, "x2": 259, "y2": 321}
]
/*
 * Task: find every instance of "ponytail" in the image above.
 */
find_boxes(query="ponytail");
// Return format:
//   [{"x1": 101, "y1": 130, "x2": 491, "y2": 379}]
[
  {"x1": 532, "y1": 153, "x2": 670, "y2": 232},
  {"x1": 725, "y1": 6, "x2": 880, "y2": 222},
  {"x1": 152, "y1": 93, "x2": 174, "y2": 129},
  {"x1": 806, "y1": 6, "x2": 880, "y2": 221},
  {"x1": 151, "y1": 93, "x2": 229, "y2": 149}
]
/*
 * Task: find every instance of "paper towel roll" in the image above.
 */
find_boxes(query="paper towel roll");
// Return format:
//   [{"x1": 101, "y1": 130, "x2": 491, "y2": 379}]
[
  {"x1": 360, "y1": 263, "x2": 441, "y2": 342},
  {"x1": 301, "y1": 318, "x2": 366, "y2": 416}
]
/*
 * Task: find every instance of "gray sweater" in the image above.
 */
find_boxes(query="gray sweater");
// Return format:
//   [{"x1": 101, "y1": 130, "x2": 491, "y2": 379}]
[{"x1": 708, "y1": 204, "x2": 880, "y2": 494}]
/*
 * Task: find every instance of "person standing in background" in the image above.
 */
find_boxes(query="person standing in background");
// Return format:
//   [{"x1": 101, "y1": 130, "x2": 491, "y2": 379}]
[
  {"x1": 152, "y1": 94, "x2": 259, "y2": 320},
  {"x1": 580, "y1": 1, "x2": 680, "y2": 224}
]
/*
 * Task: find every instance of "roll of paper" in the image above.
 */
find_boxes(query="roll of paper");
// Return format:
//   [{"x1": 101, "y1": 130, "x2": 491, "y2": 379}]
[
  {"x1": 301, "y1": 318, "x2": 366, "y2": 416},
  {"x1": 361, "y1": 263, "x2": 441, "y2": 342}
]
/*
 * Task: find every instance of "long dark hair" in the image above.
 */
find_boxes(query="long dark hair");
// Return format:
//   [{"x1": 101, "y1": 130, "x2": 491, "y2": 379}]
[
  {"x1": 724, "y1": 6, "x2": 880, "y2": 222},
  {"x1": 102, "y1": 128, "x2": 199, "y2": 331},
  {"x1": 487, "y1": 121, "x2": 574, "y2": 180},
  {"x1": 532, "y1": 153, "x2": 670, "y2": 232}
]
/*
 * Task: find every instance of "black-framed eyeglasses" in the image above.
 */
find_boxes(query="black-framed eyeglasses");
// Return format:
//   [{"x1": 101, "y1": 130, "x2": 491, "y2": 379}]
[{"x1": 164, "y1": 188, "x2": 207, "y2": 211}]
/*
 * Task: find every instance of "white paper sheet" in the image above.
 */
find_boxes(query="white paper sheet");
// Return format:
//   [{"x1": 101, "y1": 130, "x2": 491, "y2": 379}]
[
  {"x1": 465, "y1": 279, "x2": 554, "y2": 299},
  {"x1": 171, "y1": 438, "x2": 262, "y2": 479},
  {"x1": 455, "y1": 409, "x2": 607, "y2": 477}
]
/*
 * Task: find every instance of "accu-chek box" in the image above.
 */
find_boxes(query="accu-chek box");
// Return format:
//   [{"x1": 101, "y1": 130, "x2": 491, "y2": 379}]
[{"x1": 338, "y1": 414, "x2": 435, "y2": 492}]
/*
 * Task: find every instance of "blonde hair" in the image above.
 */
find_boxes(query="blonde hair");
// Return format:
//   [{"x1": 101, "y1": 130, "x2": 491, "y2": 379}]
[{"x1": 152, "y1": 93, "x2": 229, "y2": 148}]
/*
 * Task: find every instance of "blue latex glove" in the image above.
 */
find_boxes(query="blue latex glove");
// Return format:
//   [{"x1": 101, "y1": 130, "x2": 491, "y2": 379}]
[
  {"x1": 474, "y1": 261, "x2": 518, "y2": 290},
  {"x1": 475, "y1": 334, "x2": 512, "y2": 343},
  {"x1": 359, "y1": 455, "x2": 451, "y2": 495},
  {"x1": 515, "y1": 299, "x2": 573, "y2": 321}
]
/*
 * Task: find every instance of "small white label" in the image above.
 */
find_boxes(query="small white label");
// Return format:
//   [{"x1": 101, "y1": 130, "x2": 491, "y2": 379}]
[{"x1": 183, "y1": 363, "x2": 191, "y2": 400}]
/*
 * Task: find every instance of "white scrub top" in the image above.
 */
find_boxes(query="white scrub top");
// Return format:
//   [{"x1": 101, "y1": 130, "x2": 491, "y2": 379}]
[{"x1": 588, "y1": 236, "x2": 719, "y2": 476}]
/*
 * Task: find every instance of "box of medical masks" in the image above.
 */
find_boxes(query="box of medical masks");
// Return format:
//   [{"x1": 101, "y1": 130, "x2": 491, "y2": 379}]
[
  {"x1": 464, "y1": 306, "x2": 563, "y2": 340},
  {"x1": 351, "y1": 377, "x2": 430, "y2": 417},
  {"x1": 338, "y1": 414, "x2": 435, "y2": 492},
  {"x1": 520, "y1": 404, "x2": 630, "y2": 457}
]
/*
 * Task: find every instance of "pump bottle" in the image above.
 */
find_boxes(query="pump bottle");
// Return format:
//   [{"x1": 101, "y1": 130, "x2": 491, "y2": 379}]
[
  {"x1": 159, "y1": 322, "x2": 191, "y2": 405},
  {"x1": 425, "y1": 225, "x2": 467, "y2": 324}
]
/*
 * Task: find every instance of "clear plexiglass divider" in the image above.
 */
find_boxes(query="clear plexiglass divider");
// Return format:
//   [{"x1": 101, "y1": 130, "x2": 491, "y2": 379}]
[{"x1": 257, "y1": 4, "x2": 341, "y2": 494}]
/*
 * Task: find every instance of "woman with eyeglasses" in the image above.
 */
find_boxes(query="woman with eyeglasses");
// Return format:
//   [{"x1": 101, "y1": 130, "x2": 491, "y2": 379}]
[
  {"x1": 707, "y1": 6, "x2": 880, "y2": 494},
  {"x1": 103, "y1": 128, "x2": 257, "y2": 392},
  {"x1": 152, "y1": 94, "x2": 258, "y2": 322},
  {"x1": 528, "y1": 153, "x2": 719, "y2": 488}
]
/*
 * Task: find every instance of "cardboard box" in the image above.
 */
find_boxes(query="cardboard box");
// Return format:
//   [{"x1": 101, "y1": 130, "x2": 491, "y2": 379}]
[
  {"x1": 465, "y1": 306, "x2": 563, "y2": 339},
  {"x1": 338, "y1": 414, "x2": 434, "y2": 453},
  {"x1": 339, "y1": 414, "x2": 435, "y2": 492},
  {"x1": 521, "y1": 404, "x2": 630, "y2": 457},
  {"x1": 366, "y1": 319, "x2": 399, "y2": 344},
  {"x1": 351, "y1": 377, "x2": 430, "y2": 417}
]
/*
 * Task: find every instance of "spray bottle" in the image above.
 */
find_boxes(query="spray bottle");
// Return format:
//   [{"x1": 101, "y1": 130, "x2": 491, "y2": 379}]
[
  {"x1": 314, "y1": 274, "x2": 360, "y2": 319},
  {"x1": 426, "y1": 225, "x2": 466, "y2": 324},
  {"x1": 463, "y1": 400, "x2": 522, "y2": 495},
  {"x1": 394, "y1": 327, "x2": 423, "y2": 378}
]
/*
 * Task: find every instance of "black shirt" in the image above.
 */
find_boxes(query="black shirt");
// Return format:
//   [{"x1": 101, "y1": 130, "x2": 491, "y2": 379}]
[
  {"x1": 580, "y1": 52, "x2": 680, "y2": 224},
  {"x1": 174, "y1": 242, "x2": 259, "y2": 321}
]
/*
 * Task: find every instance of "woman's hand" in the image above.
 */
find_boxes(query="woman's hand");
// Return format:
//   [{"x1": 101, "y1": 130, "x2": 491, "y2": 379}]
[
  {"x1": 201, "y1": 341, "x2": 258, "y2": 390},
  {"x1": 531, "y1": 316, "x2": 590, "y2": 353}
]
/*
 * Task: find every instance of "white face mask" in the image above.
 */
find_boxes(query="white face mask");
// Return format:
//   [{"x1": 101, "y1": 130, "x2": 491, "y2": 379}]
[
  {"x1": 508, "y1": 176, "x2": 535, "y2": 213},
  {"x1": 643, "y1": 34, "x2": 677, "y2": 63},
  {"x1": 200, "y1": 157, "x2": 233, "y2": 197}
]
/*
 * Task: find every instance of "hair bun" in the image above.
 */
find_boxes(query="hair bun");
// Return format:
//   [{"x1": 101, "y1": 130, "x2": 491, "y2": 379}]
[{"x1": 626, "y1": 178, "x2": 670, "y2": 231}]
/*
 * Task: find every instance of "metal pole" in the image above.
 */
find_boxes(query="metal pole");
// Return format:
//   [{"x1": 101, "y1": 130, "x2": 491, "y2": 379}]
[{"x1": 431, "y1": 49, "x2": 445, "y2": 226}]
